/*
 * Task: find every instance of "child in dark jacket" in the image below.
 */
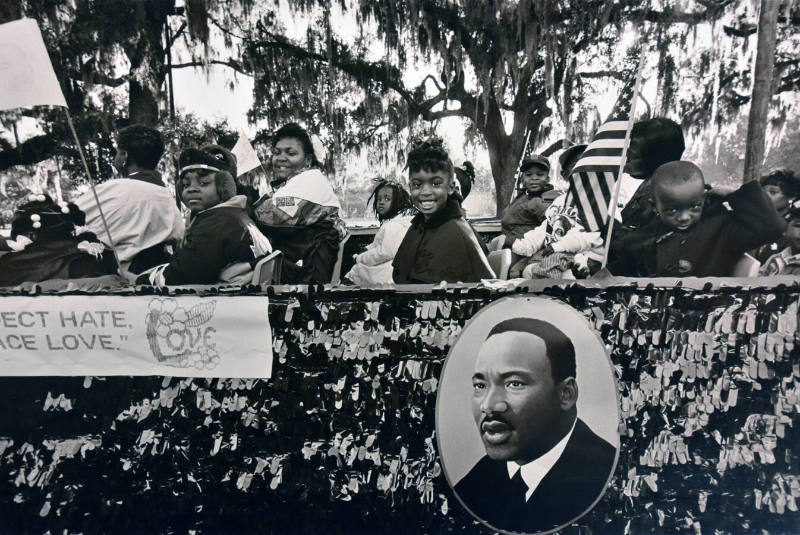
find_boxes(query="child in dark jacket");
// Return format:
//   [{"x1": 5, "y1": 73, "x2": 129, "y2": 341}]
[
  {"x1": 138, "y1": 147, "x2": 271, "y2": 286},
  {"x1": 392, "y1": 139, "x2": 494, "y2": 283},
  {"x1": 500, "y1": 155, "x2": 560, "y2": 248},
  {"x1": 619, "y1": 161, "x2": 786, "y2": 277}
]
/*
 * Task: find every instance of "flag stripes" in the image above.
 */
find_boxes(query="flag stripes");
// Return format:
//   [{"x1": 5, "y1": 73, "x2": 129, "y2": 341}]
[{"x1": 568, "y1": 119, "x2": 630, "y2": 232}]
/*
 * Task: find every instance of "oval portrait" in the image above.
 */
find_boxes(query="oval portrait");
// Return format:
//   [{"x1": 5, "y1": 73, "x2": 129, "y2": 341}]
[{"x1": 436, "y1": 296, "x2": 620, "y2": 534}]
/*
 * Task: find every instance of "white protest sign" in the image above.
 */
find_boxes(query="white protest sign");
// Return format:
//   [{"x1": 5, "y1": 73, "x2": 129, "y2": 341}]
[
  {"x1": 231, "y1": 133, "x2": 262, "y2": 175},
  {"x1": 0, "y1": 295, "x2": 273, "y2": 378},
  {"x1": 0, "y1": 18, "x2": 67, "y2": 110}
]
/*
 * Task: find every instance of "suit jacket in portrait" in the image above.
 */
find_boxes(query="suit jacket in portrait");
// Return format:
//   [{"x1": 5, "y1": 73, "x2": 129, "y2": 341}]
[{"x1": 454, "y1": 418, "x2": 616, "y2": 534}]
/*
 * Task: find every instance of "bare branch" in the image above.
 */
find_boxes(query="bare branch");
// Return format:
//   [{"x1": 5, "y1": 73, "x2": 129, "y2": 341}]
[
  {"x1": 418, "y1": 74, "x2": 444, "y2": 93},
  {"x1": 170, "y1": 59, "x2": 252, "y2": 76},
  {"x1": 424, "y1": 108, "x2": 467, "y2": 121},
  {"x1": 577, "y1": 70, "x2": 627, "y2": 81}
]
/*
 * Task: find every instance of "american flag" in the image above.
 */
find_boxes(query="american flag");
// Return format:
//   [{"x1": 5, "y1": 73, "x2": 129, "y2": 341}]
[{"x1": 567, "y1": 78, "x2": 636, "y2": 233}]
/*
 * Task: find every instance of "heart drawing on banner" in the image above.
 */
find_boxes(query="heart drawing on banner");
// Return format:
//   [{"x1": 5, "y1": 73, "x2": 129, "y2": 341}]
[{"x1": 145, "y1": 298, "x2": 219, "y2": 370}]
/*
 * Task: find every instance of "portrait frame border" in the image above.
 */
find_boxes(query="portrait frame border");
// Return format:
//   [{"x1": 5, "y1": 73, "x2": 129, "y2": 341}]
[{"x1": 435, "y1": 294, "x2": 622, "y2": 535}]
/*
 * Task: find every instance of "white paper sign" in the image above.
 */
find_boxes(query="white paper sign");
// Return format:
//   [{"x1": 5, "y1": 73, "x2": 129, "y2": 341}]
[
  {"x1": 0, "y1": 295, "x2": 273, "y2": 378},
  {"x1": 0, "y1": 18, "x2": 67, "y2": 110},
  {"x1": 231, "y1": 133, "x2": 262, "y2": 175}
]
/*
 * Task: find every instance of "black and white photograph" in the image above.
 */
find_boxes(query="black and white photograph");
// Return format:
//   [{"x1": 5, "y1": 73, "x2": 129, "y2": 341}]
[
  {"x1": 437, "y1": 296, "x2": 620, "y2": 534},
  {"x1": 0, "y1": 1, "x2": 799, "y2": 534}
]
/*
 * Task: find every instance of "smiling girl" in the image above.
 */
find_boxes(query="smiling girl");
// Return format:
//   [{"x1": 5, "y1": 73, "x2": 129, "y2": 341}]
[{"x1": 392, "y1": 138, "x2": 494, "y2": 284}]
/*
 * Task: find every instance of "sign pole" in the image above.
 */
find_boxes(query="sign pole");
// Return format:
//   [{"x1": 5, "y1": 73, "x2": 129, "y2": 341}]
[{"x1": 63, "y1": 108, "x2": 120, "y2": 268}]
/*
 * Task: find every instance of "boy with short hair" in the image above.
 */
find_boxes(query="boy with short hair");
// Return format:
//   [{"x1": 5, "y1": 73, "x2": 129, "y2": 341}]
[
  {"x1": 500, "y1": 155, "x2": 560, "y2": 248},
  {"x1": 392, "y1": 139, "x2": 494, "y2": 283},
  {"x1": 760, "y1": 206, "x2": 800, "y2": 276},
  {"x1": 619, "y1": 161, "x2": 785, "y2": 277}
]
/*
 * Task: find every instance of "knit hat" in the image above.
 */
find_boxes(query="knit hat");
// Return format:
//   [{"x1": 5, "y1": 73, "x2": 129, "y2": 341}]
[{"x1": 178, "y1": 145, "x2": 237, "y2": 177}]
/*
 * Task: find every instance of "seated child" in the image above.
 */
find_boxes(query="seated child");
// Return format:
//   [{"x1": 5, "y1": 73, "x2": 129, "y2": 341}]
[
  {"x1": 500, "y1": 155, "x2": 560, "y2": 248},
  {"x1": 608, "y1": 118, "x2": 685, "y2": 274},
  {"x1": 454, "y1": 161, "x2": 476, "y2": 202},
  {"x1": 753, "y1": 169, "x2": 800, "y2": 262},
  {"x1": 760, "y1": 205, "x2": 800, "y2": 276},
  {"x1": 392, "y1": 138, "x2": 495, "y2": 283},
  {"x1": 137, "y1": 147, "x2": 272, "y2": 286},
  {"x1": 509, "y1": 194, "x2": 603, "y2": 279},
  {"x1": 0, "y1": 194, "x2": 118, "y2": 286},
  {"x1": 344, "y1": 180, "x2": 413, "y2": 286},
  {"x1": 620, "y1": 161, "x2": 786, "y2": 277}
]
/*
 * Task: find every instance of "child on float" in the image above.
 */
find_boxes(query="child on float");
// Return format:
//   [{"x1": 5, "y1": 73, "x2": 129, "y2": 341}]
[
  {"x1": 753, "y1": 169, "x2": 800, "y2": 263},
  {"x1": 499, "y1": 155, "x2": 561, "y2": 248},
  {"x1": 619, "y1": 161, "x2": 785, "y2": 277},
  {"x1": 608, "y1": 117, "x2": 686, "y2": 274},
  {"x1": 344, "y1": 179, "x2": 413, "y2": 286},
  {"x1": 0, "y1": 194, "x2": 118, "y2": 286},
  {"x1": 137, "y1": 146, "x2": 272, "y2": 286},
  {"x1": 454, "y1": 161, "x2": 476, "y2": 203},
  {"x1": 760, "y1": 204, "x2": 800, "y2": 276},
  {"x1": 392, "y1": 138, "x2": 494, "y2": 283},
  {"x1": 508, "y1": 145, "x2": 603, "y2": 279}
]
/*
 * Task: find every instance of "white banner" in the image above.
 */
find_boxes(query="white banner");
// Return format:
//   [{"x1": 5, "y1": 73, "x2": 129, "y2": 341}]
[
  {"x1": 0, "y1": 295, "x2": 273, "y2": 378},
  {"x1": 0, "y1": 18, "x2": 67, "y2": 110},
  {"x1": 231, "y1": 133, "x2": 262, "y2": 175}
]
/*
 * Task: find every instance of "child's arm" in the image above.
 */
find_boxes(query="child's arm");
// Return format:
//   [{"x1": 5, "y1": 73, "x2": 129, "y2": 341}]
[
  {"x1": 551, "y1": 228, "x2": 603, "y2": 254},
  {"x1": 725, "y1": 181, "x2": 787, "y2": 252},
  {"x1": 511, "y1": 223, "x2": 547, "y2": 257}
]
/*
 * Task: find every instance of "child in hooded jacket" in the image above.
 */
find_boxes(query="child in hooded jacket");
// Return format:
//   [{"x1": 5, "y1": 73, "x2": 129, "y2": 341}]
[{"x1": 392, "y1": 138, "x2": 494, "y2": 284}]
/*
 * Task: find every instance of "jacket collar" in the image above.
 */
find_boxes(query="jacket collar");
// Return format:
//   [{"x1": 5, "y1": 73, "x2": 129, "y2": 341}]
[
  {"x1": 127, "y1": 169, "x2": 164, "y2": 187},
  {"x1": 188, "y1": 195, "x2": 247, "y2": 223},
  {"x1": 411, "y1": 198, "x2": 464, "y2": 229}
]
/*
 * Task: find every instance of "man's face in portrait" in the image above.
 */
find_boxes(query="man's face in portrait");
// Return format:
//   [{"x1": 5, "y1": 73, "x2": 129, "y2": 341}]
[{"x1": 471, "y1": 331, "x2": 569, "y2": 464}]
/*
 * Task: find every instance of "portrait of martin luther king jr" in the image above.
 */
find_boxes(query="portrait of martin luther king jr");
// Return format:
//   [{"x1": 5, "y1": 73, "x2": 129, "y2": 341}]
[{"x1": 453, "y1": 317, "x2": 617, "y2": 534}]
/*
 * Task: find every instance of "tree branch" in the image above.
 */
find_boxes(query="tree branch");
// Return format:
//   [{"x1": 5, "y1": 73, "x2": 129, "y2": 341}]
[
  {"x1": 577, "y1": 70, "x2": 627, "y2": 81},
  {"x1": 169, "y1": 58, "x2": 252, "y2": 76}
]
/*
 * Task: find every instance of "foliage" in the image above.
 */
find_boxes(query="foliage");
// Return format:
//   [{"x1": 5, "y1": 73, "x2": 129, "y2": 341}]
[
  {"x1": 1, "y1": 1, "x2": 799, "y2": 217},
  {"x1": 240, "y1": 0, "x2": 800, "y2": 214}
]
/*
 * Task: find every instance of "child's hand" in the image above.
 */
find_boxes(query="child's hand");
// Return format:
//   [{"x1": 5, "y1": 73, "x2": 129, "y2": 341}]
[{"x1": 541, "y1": 245, "x2": 555, "y2": 256}]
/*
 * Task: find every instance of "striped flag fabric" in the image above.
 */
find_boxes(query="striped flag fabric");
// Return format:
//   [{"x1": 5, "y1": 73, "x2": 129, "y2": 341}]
[{"x1": 567, "y1": 80, "x2": 636, "y2": 233}]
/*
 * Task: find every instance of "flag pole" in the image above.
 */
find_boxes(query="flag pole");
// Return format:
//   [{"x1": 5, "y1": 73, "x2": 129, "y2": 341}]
[
  {"x1": 601, "y1": 51, "x2": 647, "y2": 269},
  {"x1": 63, "y1": 108, "x2": 120, "y2": 268},
  {"x1": 511, "y1": 128, "x2": 533, "y2": 200}
]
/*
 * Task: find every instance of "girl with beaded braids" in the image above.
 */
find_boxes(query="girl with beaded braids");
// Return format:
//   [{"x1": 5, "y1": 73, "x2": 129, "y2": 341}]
[
  {"x1": 0, "y1": 194, "x2": 118, "y2": 286},
  {"x1": 392, "y1": 138, "x2": 494, "y2": 283},
  {"x1": 251, "y1": 123, "x2": 346, "y2": 284},
  {"x1": 344, "y1": 179, "x2": 414, "y2": 285}
]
